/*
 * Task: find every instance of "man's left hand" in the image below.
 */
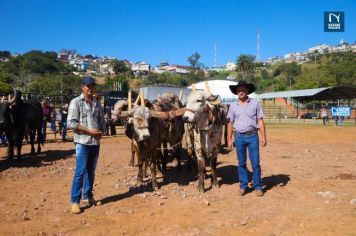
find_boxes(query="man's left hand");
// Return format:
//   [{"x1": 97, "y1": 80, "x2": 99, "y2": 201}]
[{"x1": 261, "y1": 138, "x2": 267, "y2": 147}]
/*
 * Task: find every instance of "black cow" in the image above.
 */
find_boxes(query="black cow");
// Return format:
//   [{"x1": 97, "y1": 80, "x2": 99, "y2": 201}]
[{"x1": 0, "y1": 89, "x2": 43, "y2": 159}]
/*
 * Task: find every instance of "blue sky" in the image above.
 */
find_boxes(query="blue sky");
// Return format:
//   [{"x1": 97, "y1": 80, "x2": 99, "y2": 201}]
[{"x1": 0, "y1": 0, "x2": 355, "y2": 67}]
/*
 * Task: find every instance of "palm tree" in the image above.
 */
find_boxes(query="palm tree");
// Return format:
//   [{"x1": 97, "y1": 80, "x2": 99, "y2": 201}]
[{"x1": 236, "y1": 54, "x2": 255, "y2": 81}]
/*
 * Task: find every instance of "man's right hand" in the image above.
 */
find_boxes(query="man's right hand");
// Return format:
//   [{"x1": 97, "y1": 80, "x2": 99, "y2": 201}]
[
  {"x1": 88, "y1": 129, "x2": 103, "y2": 139},
  {"x1": 227, "y1": 140, "x2": 234, "y2": 150}
]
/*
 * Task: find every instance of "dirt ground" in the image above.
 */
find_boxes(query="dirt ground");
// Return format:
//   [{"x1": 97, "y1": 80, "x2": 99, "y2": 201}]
[{"x1": 0, "y1": 125, "x2": 355, "y2": 236}]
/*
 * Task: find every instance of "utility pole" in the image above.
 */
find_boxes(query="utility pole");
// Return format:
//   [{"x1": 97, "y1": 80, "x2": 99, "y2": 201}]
[
  {"x1": 214, "y1": 43, "x2": 217, "y2": 68},
  {"x1": 256, "y1": 28, "x2": 261, "y2": 61},
  {"x1": 60, "y1": 75, "x2": 63, "y2": 106}
]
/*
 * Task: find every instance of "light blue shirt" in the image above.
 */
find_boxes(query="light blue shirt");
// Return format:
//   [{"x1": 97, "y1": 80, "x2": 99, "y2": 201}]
[
  {"x1": 67, "y1": 94, "x2": 105, "y2": 145},
  {"x1": 227, "y1": 97, "x2": 264, "y2": 133}
]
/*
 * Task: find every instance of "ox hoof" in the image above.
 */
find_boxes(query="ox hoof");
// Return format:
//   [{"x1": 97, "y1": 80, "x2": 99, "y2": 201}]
[
  {"x1": 213, "y1": 181, "x2": 220, "y2": 188},
  {"x1": 198, "y1": 186, "x2": 205, "y2": 193},
  {"x1": 152, "y1": 183, "x2": 159, "y2": 191},
  {"x1": 128, "y1": 162, "x2": 134, "y2": 167}
]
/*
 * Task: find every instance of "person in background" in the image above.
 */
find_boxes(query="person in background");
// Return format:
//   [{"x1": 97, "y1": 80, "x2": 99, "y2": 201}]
[
  {"x1": 339, "y1": 115, "x2": 344, "y2": 126},
  {"x1": 56, "y1": 109, "x2": 62, "y2": 136},
  {"x1": 67, "y1": 76, "x2": 105, "y2": 214},
  {"x1": 49, "y1": 103, "x2": 57, "y2": 139},
  {"x1": 321, "y1": 108, "x2": 328, "y2": 126},
  {"x1": 60, "y1": 102, "x2": 69, "y2": 141},
  {"x1": 42, "y1": 99, "x2": 53, "y2": 142}
]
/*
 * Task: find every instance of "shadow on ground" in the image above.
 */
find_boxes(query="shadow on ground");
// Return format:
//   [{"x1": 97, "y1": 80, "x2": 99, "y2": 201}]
[{"x1": 0, "y1": 149, "x2": 75, "y2": 172}]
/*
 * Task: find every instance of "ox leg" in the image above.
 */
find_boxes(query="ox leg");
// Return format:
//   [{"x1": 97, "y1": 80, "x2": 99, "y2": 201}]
[
  {"x1": 16, "y1": 138, "x2": 22, "y2": 160},
  {"x1": 174, "y1": 145, "x2": 182, "y2": 169},
  {"x1": 37, "y1": 127, "x2": 42, "y2": 154},
  {"x1": 29, "y1": 130, "x2": 35, "y2": 156},
  {"x1": 197, "y1": 158, "x2": 205, "y2": 192},
  {"x1": 7, "y1": 141, "x2": 14, "y2": 160},
  {"x1": 136, "y1": 149, "x2": 144, "y2": 184},
  {"x1": 128, "y1": 141, "x2": 136, "y2": 166},
  {"x1": 186, "y1": 148, "x2": 198, "y2": 174},
  {"x1": 137, "y1": 162, "x2": 144, "y2": 185},
  {"x1": 211, "y1": 157, "x2": 220, "y2": 188},
  {"x1": 162, "y1": 142, "x2": 168, "y2": 171},
  {"x1": 150, "y1": 150, "x2": 159, "y2": 190}
]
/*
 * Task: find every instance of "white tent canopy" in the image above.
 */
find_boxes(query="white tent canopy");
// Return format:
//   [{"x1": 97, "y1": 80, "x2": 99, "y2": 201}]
[{"x1": 188, "y1": 80, "x2": 257, "y2": 105}]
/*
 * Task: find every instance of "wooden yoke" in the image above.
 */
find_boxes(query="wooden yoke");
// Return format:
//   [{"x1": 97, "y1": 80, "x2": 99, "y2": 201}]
[
  {"x1": 134, "y1": 94, "x2": 140, "y2": 106},
  {"x1": 140, "y1": 90, "x2": 145, "y2": 108},
  {"x1": 128, "y1": 91, "x2": 132, "y2": 110},
  {"x1": 205, "y1": 81, "x2": 212, "y2": 96}
]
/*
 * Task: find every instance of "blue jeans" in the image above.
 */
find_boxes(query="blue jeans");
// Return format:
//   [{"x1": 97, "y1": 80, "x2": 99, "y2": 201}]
[
  {"x1": 70, "y1": 144, "x2": 100, "y2": 204},
  {"x1": 234, "y1": 132, "x2": 262, "y2": 190}
]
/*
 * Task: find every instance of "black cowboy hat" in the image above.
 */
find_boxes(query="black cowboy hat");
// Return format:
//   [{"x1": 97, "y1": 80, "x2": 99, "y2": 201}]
[{"x1": 229, "y1": 80, "x2": 256, "y2": 95}]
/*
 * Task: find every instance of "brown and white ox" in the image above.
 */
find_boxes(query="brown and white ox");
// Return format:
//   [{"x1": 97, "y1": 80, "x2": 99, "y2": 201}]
[
  {"x1": 182, "y1": 90, "x2": 226, "y2": 192},
  {"x1": 112, "y1": 100, "x2": 167, "y2": 190}
]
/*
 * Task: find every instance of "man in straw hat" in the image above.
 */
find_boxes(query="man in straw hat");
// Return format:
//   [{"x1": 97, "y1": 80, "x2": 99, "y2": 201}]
[
  {"x1": 67, "y1": 76, "x2": 106, "y2": 214},
  {"x1": 227, "y1": 80, "x2": 267, "y2": 197}
]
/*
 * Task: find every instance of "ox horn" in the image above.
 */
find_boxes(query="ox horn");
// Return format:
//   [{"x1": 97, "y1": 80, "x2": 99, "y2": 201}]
[
  {"x1": 191, "y1": 84, "x2": 196, "y2": 92},
  {"x1": 140, "y1": 90, "x2": 145, "y2": 108},
  {"x1": 117, "y1": 110, "x2": 133, "y2": 118},
  {"x1": 149, "y1": 110, "x2": 167, "y2": 119},
  {"x1": 179, "y1": 90, "x2": 182, "y2": 101},
  {"x1": 205, "y1": 81, "x2": 212, "y2": 96},
  {"x1": 128, "y1": 91, "x2": 132, "y2": 110},
  {"x1": 1, "y1": 96, "x2": 4, "y2": 103},
  {"x1": 8, "y1": 88, "x2": 17, "y2": 105}
]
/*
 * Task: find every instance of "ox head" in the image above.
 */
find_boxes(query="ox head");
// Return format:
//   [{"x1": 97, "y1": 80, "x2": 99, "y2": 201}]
[
  {"x1": 182, "y1": 90, "x2": 219, "y2": 123},
  {"x1": 158, "y1": 92, "x2": 182, "y2": 112},
  {"x1": 112, "y1": 99, "x2": 161, "y2": 142},
  {"x1": 0, "y1": 89, "x2": 17, "y2": 129}
]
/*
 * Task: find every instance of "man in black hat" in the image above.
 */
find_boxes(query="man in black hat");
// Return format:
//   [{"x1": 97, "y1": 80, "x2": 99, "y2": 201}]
[
  {"x1": 227, "y1": 80, "x2": 267, "y2": 197},
  {"x1": 67, "y1": 76, "x2": 106, "y2": 214}
]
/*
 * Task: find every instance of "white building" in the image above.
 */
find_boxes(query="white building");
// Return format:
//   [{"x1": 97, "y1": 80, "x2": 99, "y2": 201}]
[
  {"x1": 224, "y1": 62, "x2": 237, "y2": 71},
  {"x1": 131, "y1": 62, "x2": 150, "y2": 75},
  {"x1": 188, "y1": 80, "x2": 257, "y2": 105},
  {"x1": 308, "y1": 44, "x2": 330, "y2": 54}
]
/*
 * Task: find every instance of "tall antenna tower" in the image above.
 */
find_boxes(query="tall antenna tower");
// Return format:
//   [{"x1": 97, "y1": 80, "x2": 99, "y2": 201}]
[
  {"x1": 256, "y1": 28, "x2": 261, "y2": 61},
  {"x1": 214, "y1": 43, "x2": 217, "y2": 67}
]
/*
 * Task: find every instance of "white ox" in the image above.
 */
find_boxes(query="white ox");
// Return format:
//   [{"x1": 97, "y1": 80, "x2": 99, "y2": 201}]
[{"x1": 182, "y1": 90, "x2": 226, "y2": 192}]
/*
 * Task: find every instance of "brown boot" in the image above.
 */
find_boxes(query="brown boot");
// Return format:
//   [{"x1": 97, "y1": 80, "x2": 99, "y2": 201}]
[
  {"x1": 70, "y1": 204, "x2": 81, "y2": 214},
  {"x1": 255, "y1": 190, "x2": 264, "y2": 197},
  {"x1": 238, "y1": 189, "x2": 246, "y2": 196}
]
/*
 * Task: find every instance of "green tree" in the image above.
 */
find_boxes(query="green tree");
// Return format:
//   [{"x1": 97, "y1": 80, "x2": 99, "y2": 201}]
[
  {"x1": 21, "y1": 50, "x2": 60, "y2": 74},
  {"x1": 187, "y1": 52, "x2": 201, "y2": 69},
  {"x1": 236, "y1": 54, "x2": 255, "y2": 81},
  {"x1": 110, "y1": 59, "x2": 130, "y2": 76}
]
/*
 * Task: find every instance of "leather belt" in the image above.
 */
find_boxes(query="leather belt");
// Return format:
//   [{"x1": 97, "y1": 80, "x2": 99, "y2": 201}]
[{"x1": 237, "y1": 130, "x2": 257, "y2": 135}]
